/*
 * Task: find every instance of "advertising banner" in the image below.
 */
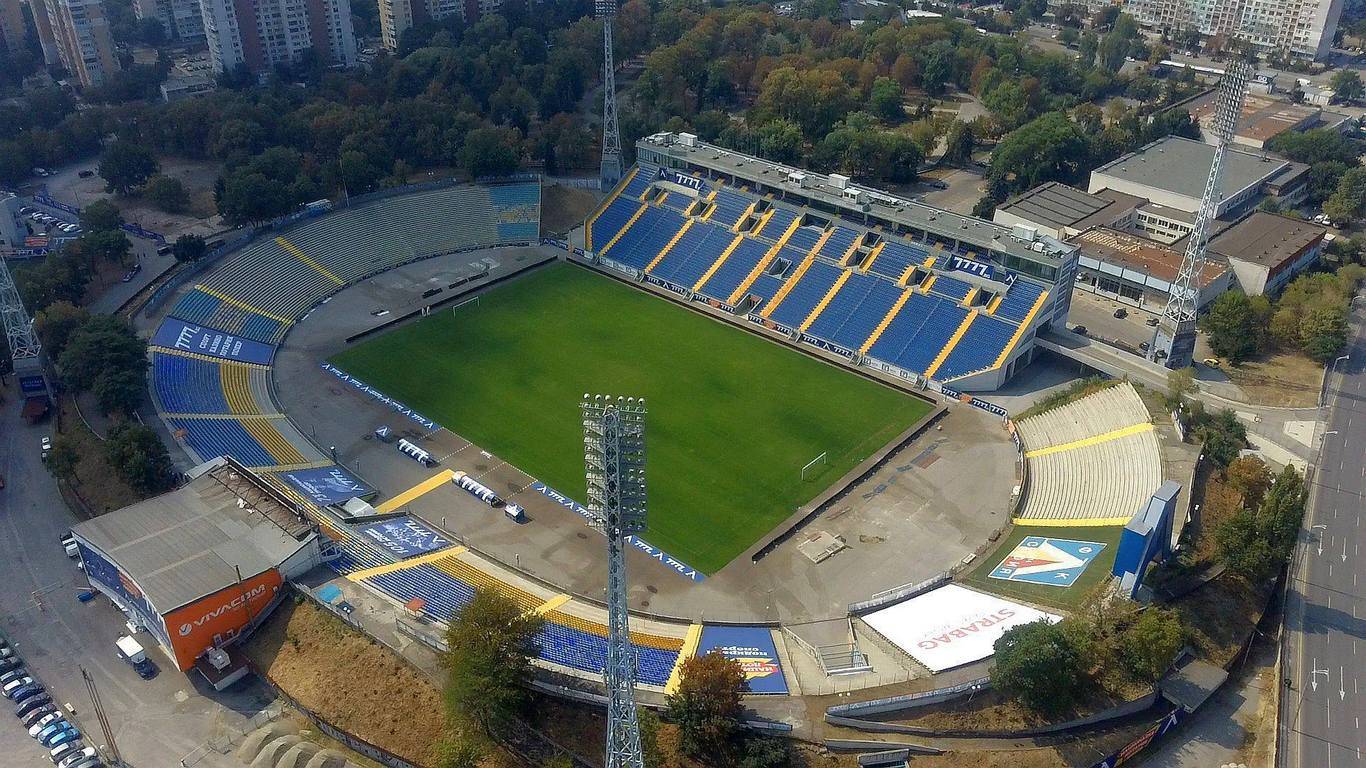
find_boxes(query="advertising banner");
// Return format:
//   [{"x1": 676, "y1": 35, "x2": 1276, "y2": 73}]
[
  {"x1": 357, "y1": 516, "x2": 452, "y2": 558},
  {"x1": 320, "y1": 363, "x2": 438, "y2": 430},
  {"x1": 989, "y1": 537, "x2": 1106, "y2": 588},
  {"x1": 278, "y1": 465, "x2": 373, "y2": 505},
  {"x1": 153, "y1": 317, "x2": 276, "y2": 365},
  {"x1": 77, "y1": 541, "x2": 171, "y2": 648},
  {"x1": 19, "y1": 375, "x2": 46, "y2": 395},
  {"x1": 164, "y1": 568, "x2": 283, "y2": 670},
  {"x1": 1089, "y1": 706, "x2": 1184, "y2": 768},
  {"x1": 862, "y1": 584, "x2": 1060, "y2": 673},
  {"x1": 696, "y1": 626, "x2": 787, "y2": 694}
]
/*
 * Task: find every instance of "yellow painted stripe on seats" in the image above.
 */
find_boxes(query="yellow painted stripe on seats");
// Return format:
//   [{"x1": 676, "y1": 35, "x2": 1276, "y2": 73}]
[
  {"x1": 799, "y1": 269, "x2": 851, "y2": 332},
  {"x1": 656, "y1": 192, "x2": 668, "y2": 207},
  {"x1": 159, "y1": 412, "x2": 288, "y2": 420},
  {"x1": 861, "y1": 289, "x2": 913, "y2": 353},
  {"x1": 276, "y1": 236, "x2": 343, "y2": 285},
  {"x1": 1024, "y1": 422, "x2": 1154, "y2": 459},
  {"x1": 698, "y1": 190, "x2": 719, "y2": 221},
  {"x1": 646, "y1": 219, "x2": 693, "y2": 272},
  {"x1": 924, "y1": 311, "x2": 976, "y2": 379},
  {"x1": 242, "y1": 417, "x2": 307, "y2": 465},
  {"x1": 262, "y1": 460, "x2": 334, "y2": 472},
  {"x1": 1011, "y1": 515, "x2": 1133, "y2": 527},
  {"x1": 808, "y1": 228, "x2": 834, "y2": 259},
  {"x1": 664, "y1": 623, "x2": 706, "y2": 695},
  {"x1": 921, "y1": 275, "x2": 937, "y2": 294},
  {"x1": 694, "y1": 235, "x2": 744, "y2": 292},
  {"x1": 761, "y1": 253, "x2": 816, "y2": 319},
  {"x1": 221, "y1": 364, "x2": 259, "y2": 414},
  {"x1": 727, "y1": 213, "x2": 800, "y2": 306},
  {"x1": 987, "y1": 294, "x2": 1004, "y2": 315},
  {"x1": 347, "y1": 546, "x2": 467, "y2": 582},
  {"x1": 196, "y1": 286, "x2": 292, "y2": 324},
  {"x1": 862, "y1": 242, "x2": 885, "y2": 273},
  {"x1": 897, "y1": 262, "x2": 918, "y2": 288},
  {"x1": 586, "y1": 167, "x2": 638, "y2": 249},
  {"x1": 599, "y1": 204, "x2": 646, "y2": 256},
  {"x1": 963, "y1": 287, "x2": 979, "y2": 307},
  {"x1": 535, "y1": 594, "x2": 573, "y2": 615},
  {"x1": 731, "y1": 200, "x2": 758, "y2": 231},
  {"x1": 753, "y1": 208, "x2": 777, "y2": 236},
  {"x1": 990, "y1": 289, "x2": 1049, "y2": 369},
  {"x1": 375, "y1": 469, "x2": 457, "y2": 514}
]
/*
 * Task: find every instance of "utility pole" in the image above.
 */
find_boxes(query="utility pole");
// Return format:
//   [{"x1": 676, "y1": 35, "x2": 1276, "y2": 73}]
[
  {"x1": 597, "y1": 0, "x2": 623, "y2": 188},
  {"x1": 81, "y1": 666, "x2": 122, "y2": 766},
  {"x1": 581, "y1": 394, "x2": 646, "y2": 768}
]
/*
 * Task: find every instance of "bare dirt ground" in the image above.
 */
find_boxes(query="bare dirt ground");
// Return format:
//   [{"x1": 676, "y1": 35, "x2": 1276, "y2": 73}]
[
  {"x1": 542, "y1": 183, "x2": 600, "y2": 236},
  {"x1": 1221, "y1": 352, "x2": 1324, "y2": 407},
  {"x1": 46, "y1": 155, "x2": 224, "y2": 237}
]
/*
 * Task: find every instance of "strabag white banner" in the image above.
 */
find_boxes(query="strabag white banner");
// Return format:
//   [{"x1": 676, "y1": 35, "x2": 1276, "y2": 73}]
[{"x1": 862, "y1": 584, "x2": 1060, "y2": 673}]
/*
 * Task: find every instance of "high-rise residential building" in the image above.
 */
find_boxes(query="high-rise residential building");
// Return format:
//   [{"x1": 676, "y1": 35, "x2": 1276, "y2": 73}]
[
  {"x1": 31, "y1": 0, "x2": 120, "y2": 87},
  {"x1": 201, "y1": 0, "x2": 357, "y2": 74},
  {"x1": 0, "y1": 0, "x2": 27, "y2": 55},
  {"x1": 132, "y1": 0, "x2": 205, "y2": 42},
  {"x1": 379, "y1": 0, "x2": 499, "y2": 51},
  {"x1": 1053, "y1": 0, "x2": 1344, "y2": 60}
]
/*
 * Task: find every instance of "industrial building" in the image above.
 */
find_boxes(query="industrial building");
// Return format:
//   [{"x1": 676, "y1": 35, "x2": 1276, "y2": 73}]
[
  {"x1": 1206, "y1": 211, "x2": 1326, "y2": 296},
  {"x1": 1088, "y1": 136, "x2": 1308, "y2": 223},
  {"x1": 993, "y1": 183, "x2": 1146, "y2": 241},
  {"x1": 1174, "y1": 90, "x2": 1355, "y2": 149},
  {"x1": 70, "y1": 458, "x2": 323, "y2": 672}
]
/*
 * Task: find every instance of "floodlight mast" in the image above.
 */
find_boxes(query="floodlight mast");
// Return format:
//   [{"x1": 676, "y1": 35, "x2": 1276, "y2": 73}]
[
  {"x1": 1150, "y1": 59, "x2": 1251, "y2": 369},
  {"x1": 597, "y1": 0, "x2": 623, "y2": 188},
  {"x1": 582, "y1": 394, "x2": 647, "y2": 768}
]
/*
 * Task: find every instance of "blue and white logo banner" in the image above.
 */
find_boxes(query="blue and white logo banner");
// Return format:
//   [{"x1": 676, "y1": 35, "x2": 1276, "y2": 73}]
[
  {"x1": 278, "y1": 466, "x2": 372, "y2": 505},
  {"x1": 154, "y1": 317, "x2": 276, "y2": 365},
  {"x1": 357, "y1": 516, "x2": 452, "y2": 558}
]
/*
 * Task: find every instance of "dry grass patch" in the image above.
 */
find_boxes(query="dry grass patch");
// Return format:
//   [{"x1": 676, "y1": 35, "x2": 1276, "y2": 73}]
[
  {"x1": 1222, "y1": 352, "x2": 1324, "y2": 407},
  {"x1": 542, "y1": 184, "x2": 600, "y2": 236},
  {"x1": 57, "y1": 399, "x2": 144, "y2": 515}
]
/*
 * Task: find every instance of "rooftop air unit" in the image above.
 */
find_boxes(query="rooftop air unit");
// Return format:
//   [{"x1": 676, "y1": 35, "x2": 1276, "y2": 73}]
[
  {"x1": 678, "y1": 132, "x2": 698, "y2": 147},
  {"x1": 1012, "y1": 224, "x2": 1038, "y2": 242},
  {"x1": 828, "y1": 173, "x2": 850, "y2": 189}
]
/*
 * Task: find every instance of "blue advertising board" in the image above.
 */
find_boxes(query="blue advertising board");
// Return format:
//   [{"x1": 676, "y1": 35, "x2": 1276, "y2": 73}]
[
  {"x1": 696, "y1": 626, "x2": 787, "y2": 694},
  {"x1": 357, "y1": 516, "x2": 452, "y2": 558},
  {"x1": 153, "y1": 317, "x2": 276, "y2": 365},
  {"x1": 77, "y1": 541, "x2": 171, "y2": 647},
  {"x1": 278, "y1": 465, "x2": 372, "y2": 505},
  {"x1": 19, "y1": 374, "x2": 46, "y2": 395},
  {"x1": 989, "y1": 537, "x2": 1106, "y2": 588}
]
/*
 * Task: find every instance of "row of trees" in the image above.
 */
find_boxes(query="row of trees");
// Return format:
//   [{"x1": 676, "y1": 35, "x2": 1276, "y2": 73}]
[{"x1": 1201, "y1": 265, "x2": 1364, "y2": 363}]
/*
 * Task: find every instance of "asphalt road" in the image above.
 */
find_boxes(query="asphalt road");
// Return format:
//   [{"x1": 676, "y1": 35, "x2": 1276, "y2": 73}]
[
  {"x1": 0, "y1": 386, "x2": 275, "y2": 767},
  {"x1": 1281, "y1": 292, "x2": 1365, "y2": 768}
]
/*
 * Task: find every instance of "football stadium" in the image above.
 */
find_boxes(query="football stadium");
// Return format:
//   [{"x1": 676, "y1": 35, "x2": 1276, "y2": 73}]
[{"x1": 98, "y1": 135, "x2": 1181, "y2": 721}]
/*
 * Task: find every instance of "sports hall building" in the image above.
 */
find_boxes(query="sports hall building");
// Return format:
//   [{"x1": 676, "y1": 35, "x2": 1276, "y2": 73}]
[
  {"x1": 71, "y1": 458, "x2": 323, "y2": 671},
  {"x1": 587, "y1": 133, "x2": 1079, "y2": 391}
]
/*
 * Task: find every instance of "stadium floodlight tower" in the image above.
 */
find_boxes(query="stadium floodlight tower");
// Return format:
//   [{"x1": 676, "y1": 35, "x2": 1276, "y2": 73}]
[
  {"x1": 597, "y1": 0, "x2": 624, "y2": 189},
  {"x1": 1149, "y1": 58, "x2": 1251, "y2": 369},
  {"x1": 581, "y1": 394, "x2": 647, "y2": 768},
  {"x1": 0, "y1": 252, "x2": 43, "y2": 365}
]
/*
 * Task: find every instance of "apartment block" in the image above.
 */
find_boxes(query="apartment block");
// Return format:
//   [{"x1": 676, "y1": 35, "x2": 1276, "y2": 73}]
[
  {"x1": 32, "y1": 0, "x2": 120, "y2": 87},
  {"x1": 0, "y1": 0, "x2": 26, "y2": 55},
  {"x1": 202, "y1": 0, "x2": 356, "y2": 74},
  {"x1": 379, "y1": 0, "x2": 499, "y2": 51},
  {"x1": 133, "y1": 0, "x2": 206, "y2": 42}
]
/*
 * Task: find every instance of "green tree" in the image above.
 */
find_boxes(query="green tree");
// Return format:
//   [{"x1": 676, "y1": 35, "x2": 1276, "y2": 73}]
[
  {"x1": 944, "y1": 119, "x2": 976, "y2": 165},
  {"x1": 868, "y1": 76, "x2": 904, "y2": 124},
  {"x1": 33, "y1": 301, "x2": 91, "y2": 360},
  {"x1": 1324, "y1": 166, "x2": 1366, "y2": 225},
  {"x1": 1225, "y1": 456, "x2": 1273, "y2": 508},
  {"x1": 16, "y1": 252, "x2": 90, "y2": 312},
  {"x1": 441, "y1": 586, "x2": 543, "y2": 732},
  {"x1": 739, "y1": 735, "x2": 792, "y2": 768},
  {"x1": 339, "y1": 149, "x2": 381, "y2": 193},
  {"x1": 1118, "y1": 609, "x2": 1184, "y2": 682},
  {"x1": 1300, "y1": 305, "x2": 1347, "y2": 362},
  {"x1": 93, "y1": 367, "x2": 146, "y2": 415},
  {"x1": 105, "y1": 422, "x2": 176, "y2": 494},
  {"x1": 637, "y1": 707, "x2": 665, "y2": 768},
  {"x1": 1167, "y1": 366, "x2": 1196, "y2": 406},
  {"x1": 58, "y1": 315, "x2": 148, "y2": 393},
  {"x1": 99, "y1": 140, "x2": 160, "y2": 195},
  {"x1": 989, "y1": 111, "x2": 1089, "y2": 194},
  {"x1": 458, "y1": 127, "x2": 521, "y2": 179},
  {"x1": 755, "y1": 119, "x2": 804, "y2": 165},
  {"x1": 1078, "y1": 31, "x2": 1099, "y2": 67},
  {"x1": 80, "y1": 199, "x2": 125, "y2": 233},
  {"x1": 80, "y1": 229, "x2": 134, "y2": 267},
  {"x1": 1330, "y1": 69, "x2": 1363, "y2": 103},
  {"x1": 173, "y1": 233, "x2": 208, "y2": 262},
  {"x1": 1194, "y1": 409, "x2": 1248, "y2": 467},
  {"x1": 46, "y1": 436, "x2": 81, "y2": 481},
  {"x1": 1216, "y1": 465, "x2": 1305, "y2": 580},
  {"x1": 667, "y1": 651, "x2": 746, "y2": 761},
  {"x1": 144, "y1": 175, "x2": 189, "y2": 213},
  {"x1": 991, "y1": 619, "x2": 1086, "y2": 715},
  {"x1": 1199, "y1": 291, "x2": 1260, "y2": 362}
]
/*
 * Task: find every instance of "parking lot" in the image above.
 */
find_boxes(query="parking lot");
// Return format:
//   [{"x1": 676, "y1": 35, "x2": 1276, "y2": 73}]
[{"x1": 0, "y1": 387, "x2": 276, "y2": 767}]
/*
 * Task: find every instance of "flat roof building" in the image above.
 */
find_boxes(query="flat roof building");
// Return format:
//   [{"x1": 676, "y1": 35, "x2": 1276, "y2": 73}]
[
  {"x1": 1174, "y1": 90, "x2": 1355, "y2": 149},
  {"x1": 1068, "y1": 227, "x2": 1233, "y2": 312},
  {"x1": 1088, "y1": 136, "x2": 1308, "y2": 218},
  {"x1": 1206, "y1": 211, "x2": 1326, "y2": 296},
  {"x1": 994, "y1": 183, "x2": 1147, "y2": 241},
  {"x1": 72, "y1": 458, "x2": 322, "y2": 671}
]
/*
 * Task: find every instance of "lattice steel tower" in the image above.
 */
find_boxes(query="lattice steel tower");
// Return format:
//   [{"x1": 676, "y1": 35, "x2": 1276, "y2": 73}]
[
  {"x1": 1149, "y1": 59, "x2": 1251, "y2": 369},
  {"x1": 597, "y1": 0, "x2": 623, "y2": 188},
  {"x1": 0, "y1": 253, "x2": 42, "y2": 363},
  {"x1": 582, "y1": 394, "x2": 646, "y2": 768}
]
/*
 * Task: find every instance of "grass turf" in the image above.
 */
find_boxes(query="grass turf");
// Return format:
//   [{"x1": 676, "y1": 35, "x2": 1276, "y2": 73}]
[
  {"x1": 960, "y1": 524, "x2": 1125, "y2": 610},
  {"x1": 331, "y1": 263, "x2": 932, "y2": 574}
]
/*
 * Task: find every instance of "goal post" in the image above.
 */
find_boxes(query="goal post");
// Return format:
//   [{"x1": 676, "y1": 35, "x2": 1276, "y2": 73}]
[
  {"x1": 451, "y1": 295, "x2": 481, "y2": 315},
  {"x1": 800, "y1": 451, "x2": 828, "y2": 481}
]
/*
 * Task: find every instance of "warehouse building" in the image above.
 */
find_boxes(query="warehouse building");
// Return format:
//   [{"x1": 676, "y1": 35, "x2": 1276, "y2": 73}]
[
  {"x1": 1205, "y1": 211, "x2": 1326, "y2": 296},
  {"x1": 1068, "y1": 227, "x2": 1234, "y2": 311},
  {"x1": 71, "y1": 458, "x2": 322, "y2": 672},
  {"x1": 1088, "y1": 136, "x2": 1309, "y2": 220},
  {"x1": 993, "y1": 183, "x2": 1146, "y2": 241}
]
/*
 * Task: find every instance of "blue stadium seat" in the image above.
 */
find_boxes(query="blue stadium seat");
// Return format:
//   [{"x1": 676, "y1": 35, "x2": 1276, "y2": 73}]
[
  {"x1": 993, "y1": 280, "x2": 1045, "y2": 322},
  {"x1": 707, "y1": 188, "x2": 753, "y2": 228},
  {"x1": 786, "y1": 226, "x2": 823, "y2": 253},
  {"x1": 748, "y1": 273, "x2": 785, "y2": 304},
  {"x1": 603, "y1": 206, "x2": 686, "y2": 270},
  {"x1": 169, "y1": 289, "x2": 223, "y2": 326},
  {"x1": 152, "y1": 353, "x2": 229, "y2": 414},
  {"x1": 767, "y1": 260, "x2": 842, "y2": 328},
  {"x1": 817, "y1": 226, "x2": 859, "y2": 260},
  {"x1": 936, "y1": 314, "x2": 1017, "y2": 379},
  {"x1": 170, "y1": 417, "x2": 275, "y2": 466},
  {"x1": 930, "y1": 274, "x2": 974, "y2": 303},
  {"x1": 870, "y1": 240, "x2": 928, "y2": 281},
  {"x1": 591, "y1": 197, "x2": 641, "y2": 251},
  {"x1": 758, "y1": 207, "x2": 798, "y2": 238},
  {"x1": 697, "y1": 237, "x2": 769, "y2": 301},
  {"x1": 805, "y1": 273, "x2": 904, "y2": 350},
  {"x1": 535, "y1": 621, "x2": 679, "y2": 686},
  {"x1": 365, "y1": 565, "x2": 475, "y2": 622},
  {"x1": 649, "y1": 223, "x2": 735, "y2": 288}
]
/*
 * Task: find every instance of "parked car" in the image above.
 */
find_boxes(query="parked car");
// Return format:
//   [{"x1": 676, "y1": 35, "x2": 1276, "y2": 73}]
[
  {"x1": 1145, "y1": 315, "x2": 1160, "y2": 326},
  {"x1": 1112, "y1": 307, "x2": 1127, "y2": 319},
  {"x1": 78, "y1": 170, "x2": 94, "y2": 178},
  {"x1": 1, "y1": 667, "x2": 29, "y2": 685},
  {"x1": 28, "y1": 712, "x2": 65, "y2": 736},
  {"x1": 10, "y1": 684, "x2": 44, "y2": 704},
  {"x1": 1139, "y1": 341, "x2": 1150, "y2": 352},
  {"x1": 120, "y1": 263, "x2": 142, "y2": 282},
  {"x1": 67, "y1": 758, "x2": 104, "y2": 768},
  {"x1": 21, "y1": 704, "x2": 57, "y2": 728},
  {"x1": 1071, "y1": 325, "x2": 1088, "y2": 335},
  {"x1": 49, "y1": 740, "x2": 84, "y2": 765},
  {"x1": 40, "y1": 724, "x2": 79, "y2": 748},
  {"x1": 57, "y1": 746, "x2": 97, "y2": 768},
  {"x1": 41, "y1": 436, "x2": 51, "y2": 460},
  {"x1": 16, "y1": 693, "x2": 52, "y2": 718},
  {"x1": 4, "y1": 676, "x2": 35, "y2": 697}
]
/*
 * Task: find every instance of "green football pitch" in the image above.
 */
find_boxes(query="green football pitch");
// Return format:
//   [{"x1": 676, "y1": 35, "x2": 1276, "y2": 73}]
[{"x1": 331, "y1": 263, "x2": 933, "y2": 574}]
